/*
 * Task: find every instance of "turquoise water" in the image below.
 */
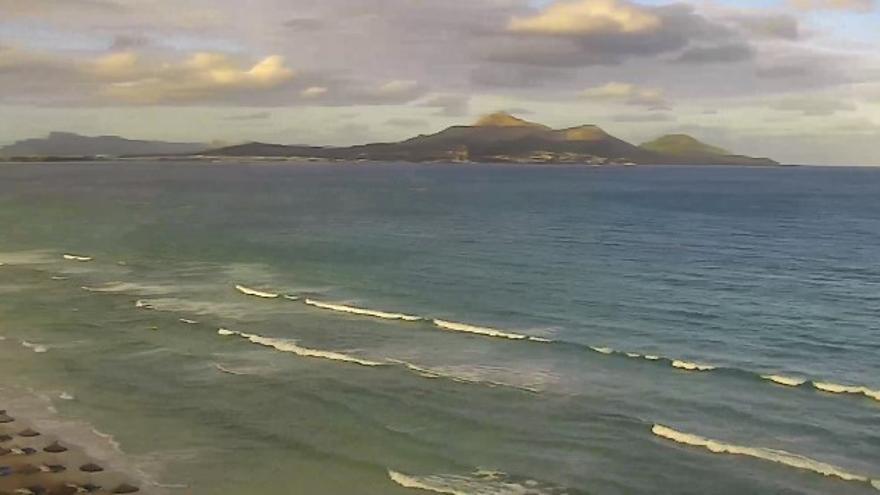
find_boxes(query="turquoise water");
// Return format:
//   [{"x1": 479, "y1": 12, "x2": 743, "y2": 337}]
[{"x1": 0, "y1": 161, "x2": 878, "y2": 494}]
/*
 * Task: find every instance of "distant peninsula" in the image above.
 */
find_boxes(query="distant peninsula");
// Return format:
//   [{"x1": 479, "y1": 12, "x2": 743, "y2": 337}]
[{"x1": 0, "y1": 113, "x2": 779, "y2": 166}]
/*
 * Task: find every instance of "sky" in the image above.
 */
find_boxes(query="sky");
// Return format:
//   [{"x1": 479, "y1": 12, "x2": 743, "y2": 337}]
[{"x1": 0, "y1": 0, "x2": 878, "y2": 164}]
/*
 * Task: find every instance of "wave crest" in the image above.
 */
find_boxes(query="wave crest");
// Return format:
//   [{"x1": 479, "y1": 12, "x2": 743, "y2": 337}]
[
  {"x1": 762, "y1": 375, "x2": 808, "y2": 387},
  {"x1": 22, "y1": 341, "x2": 48, "y2": 353},
  {"x1": 217, "y1": 329, "x2": 384, "y2": 367},
  {"x1": 304, "y1": 299, "x2": 422, "y2": 321},
  {"x1": 432, "y1": 319, "x2": 531, "y2": 341},
  {"x1": 63, "y1": 254, "x2": 93, "y2": 262},
  {"x1": 671, "y1": 360, "x2": 716, "y2": 372},
  {"x1": 388, "y1": 469, "x2": 564, "y2": 495},
  {"x1": 652, "y1": 424, "x2": 879, "y2": 490},
  {"x1": 234, "y1": 285, "x2": 280, "y2": 299},
  {"x1": 813, "y1": 382, "x2": 880, "y2": 402}
]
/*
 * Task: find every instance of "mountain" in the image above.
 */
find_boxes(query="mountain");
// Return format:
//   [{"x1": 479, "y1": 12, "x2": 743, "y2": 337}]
[
  {"x1": 640, "y1": 134, "x2": 777, "y2": 166},
  {"x1": 2, "y1": 115, "x2": 779, "y2": 166},
  {"x1": 0, "y1": 132, "x2": 208, "y2": 158},
  {"x1": 203, "y1": 112, "x2": 777, "y2": 165}
]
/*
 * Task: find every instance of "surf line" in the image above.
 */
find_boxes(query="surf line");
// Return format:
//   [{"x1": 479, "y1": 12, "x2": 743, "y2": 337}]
[
  {"x1": 653, "y1": 424, "x2": 880, "y2": 491},
  {"x1": 298, "y1": 298, "x2": 552, "y2": 343}
]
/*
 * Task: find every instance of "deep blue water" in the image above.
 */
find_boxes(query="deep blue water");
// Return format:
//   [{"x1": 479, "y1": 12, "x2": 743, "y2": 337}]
[{"x1": 0, "y1": 161, "x2": 878, "y2": 494}]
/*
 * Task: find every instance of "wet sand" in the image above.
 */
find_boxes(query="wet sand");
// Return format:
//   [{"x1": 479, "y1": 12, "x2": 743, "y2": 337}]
[{"x1": 0, "y1": 409, "x2": 140, "y2": 495}]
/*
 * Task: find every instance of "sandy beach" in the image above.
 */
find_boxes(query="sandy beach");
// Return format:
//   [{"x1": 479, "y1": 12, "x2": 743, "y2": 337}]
[{"x1": 0, "y1": 408, "x2": 140, "y2": 495}]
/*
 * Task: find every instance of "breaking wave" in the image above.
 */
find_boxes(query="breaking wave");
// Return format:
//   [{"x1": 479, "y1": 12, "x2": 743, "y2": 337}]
[
  {"x1": 585, "y1": 346, "x2": 879, "y2": 402},
  {"x1": 388, "y1": 469, "x2": 569, "y2": 495},
  {"x1": 304, "y1": 299, "x2": 422, "y2": 321},
  {"x1": 234, "y1": 285, "x2": 280, "y2": 299},
  {"x1": 217, "y1": 329, "x2": 385, "y2": 367},
  {"x1": 652, "y1": 424, "x2": 880, "y2": 491},
  {"x1": 179, "y1": 318, "x2": 199, "y2": 325},
  {"x1": 432, "y1": 319, "x2": 536, "y2": 341},
  {"x1": 22, "y1": 341, "x2": 48, "y2": 353},
  {"x1": 671, "y1": 360, "x2": 716, "y2": 372},
  {"x1": 135, "y1": 300, "x2": 155, "y2": 310},
  {"x1": 587, "y1": 345, "x2": 710, "y2": 370},
  {"x1": 813, "y1": 382, "x2": 880, "y2": 402},
  {"x1": 63, "y1": 254, "x2": 93, "y2": 262},
  {"x1": 762, "y1": 375, "x2": 808, "y2": 387}
]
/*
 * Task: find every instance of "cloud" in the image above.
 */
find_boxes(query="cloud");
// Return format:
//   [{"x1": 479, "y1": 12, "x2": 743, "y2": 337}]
[
  {"x1": 487, "y1": 2, "x2": 746, "y2": 68},
  {"x1": 770, "y1": 97, "x2": 857, "y2": 116},
  {"x1": 385, "y1": 117, "x2": 428, "y2": 127},
  {"x1": 109, "y1": 34, "x2": 151, "y2": 51},
  {"x1": 725, "y1": 14, "x2": 801, "y2": 40},
  {"x1": 98, "y1": 53, "x2": 296, "y2": 104},
  {"x1": 674, "y1": 43, "x2": 754, "y2": 64},
  {"x1": 301, "y1": 86, "x2": 329, "y2": 98},
  {"x1": 224, "y1": 111, "x2": 272, "y2": 121},
  {"x1": 0, "y1": 0, "x2": 126, "y2": 17},
  {"x1": 788, "y1": 0, "x2": 875, "y2": 12},
  {"x1": 612, "y1": 112, "x2": 676, "y2": 122},
  {"x1": 508, "y1": 0, "x2": 661, "y2": 35},
  {"x1": 580, "y1": 82, "x2": 669, "y2": 108},
  {"x1": 417, "y1": 94, "x2": 470, "y2": 116}
]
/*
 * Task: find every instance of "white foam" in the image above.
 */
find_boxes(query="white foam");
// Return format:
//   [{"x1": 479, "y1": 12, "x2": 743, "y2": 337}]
[
  {"x1": 50, "y1": 276, "x2": 69, "y2": 281},
  {"x1": 81, "y1": 282, "x2": 171, "y2": 295},
  {"x1": 283, "y1": 294, "x2": 301, "y2": 301},
  {"x1": 59, "y1": 392, "x2": 75, "y2": 401},
  {"x1": 672, "y1": 360, "x2": 716, "y2": 372},
  {"x1": 762, "y1": 375, "x2": 808, "y2": 387},
  {"x1": 217, "y1": 329, "x2": 384, "y2": 367},
  {"x1": 652, "y1": 424, "x2": 880, "y2": 490},
  {"x1": 432, "y1": 319, "x2": 529, "y2": 340},
  {"x1": 589, "y1": 346, "x2": 615, "y2": 355},
  {"x1": 179, "y1": 318, "x2": 199, "y2": 325},
  {"x1": 388, "y1": 470, "x2": 557, "y2": 495},
  {"x1": 63, "y1": 254, "x2": 93, "y2": 262},
  {"x1": 234, "y1": 285, "x2": 279, "y2": 299},
  {"x1": 135, "y1": 299, "x2": 155, "y2": 310},
  {"x1": 304, "y1": 299, "x2": 422, "y2": 321},
  {"x1": 22, "y1": 341, "x2": 48, "y2": 353},
  {"x1": 813, "y1": 382, "x2": 880, "y2": 402},
  {"x1": 388, "y1": 360, "x2": 540, "y2": 393}
]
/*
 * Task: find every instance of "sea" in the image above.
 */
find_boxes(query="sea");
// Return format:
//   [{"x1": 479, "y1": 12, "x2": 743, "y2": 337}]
[{"x1": 0, "y1": 160, "x2": 878, "y2": 494}]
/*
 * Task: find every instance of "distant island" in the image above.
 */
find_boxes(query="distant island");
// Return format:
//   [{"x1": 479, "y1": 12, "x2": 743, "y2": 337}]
[{"x1": 0, "y1": 113, "x2": 779, "y2": 166}]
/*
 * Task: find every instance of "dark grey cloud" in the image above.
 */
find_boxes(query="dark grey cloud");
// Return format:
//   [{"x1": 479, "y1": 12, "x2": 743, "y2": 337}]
[
  {"x1": 417, "y1": 94, "x2": 470, "y2": 117},
  {"x1": 110, "y1": 34, "x2": 150, "y2": 50},
  {"x1": 282, "y1": 17, "x2": 325, "y2": 31},
  {"x1": 726, "y1": 14, "x2": 801, "y2": 40},
  {"x1": 674, "y1": 43, "x2": 755, "y2": 64}
]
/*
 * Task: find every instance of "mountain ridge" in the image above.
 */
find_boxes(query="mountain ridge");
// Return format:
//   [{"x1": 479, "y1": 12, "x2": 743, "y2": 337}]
[{"x1": 0, "y1": 113, "x2": 779, "y2": 166}]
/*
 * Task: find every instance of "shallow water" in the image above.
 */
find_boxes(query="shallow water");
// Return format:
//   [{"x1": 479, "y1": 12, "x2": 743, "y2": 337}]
[{"x1": 1, "y1": 161, "x2": 878, "y2": 494}]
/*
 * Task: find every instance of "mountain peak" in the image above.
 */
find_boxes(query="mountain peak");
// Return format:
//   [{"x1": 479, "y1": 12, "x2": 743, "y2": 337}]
[
  {"x1": 473, "y1": 112, "x2": 547, "y2": 128},
  {"x1": 559, "y1": 125, "x2": 610, "y2": 142}
]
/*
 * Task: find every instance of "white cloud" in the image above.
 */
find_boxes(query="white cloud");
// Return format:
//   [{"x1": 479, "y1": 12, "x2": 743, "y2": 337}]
[
  {"x1": 580, "y1": 82, "x2": 668, "y2": 108},
  {"x1": 98, "y1": 53, "x2": 295, "y2": 104},
  {"x1": 788, "y1": 0, "x2": 875, "y2": 12},
  {"x1": 301, "y1": 86, "x2": 328, "y2": 98},
  {"x1": 508, "y1": 0, "x2": 661, "y2": 35}
]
